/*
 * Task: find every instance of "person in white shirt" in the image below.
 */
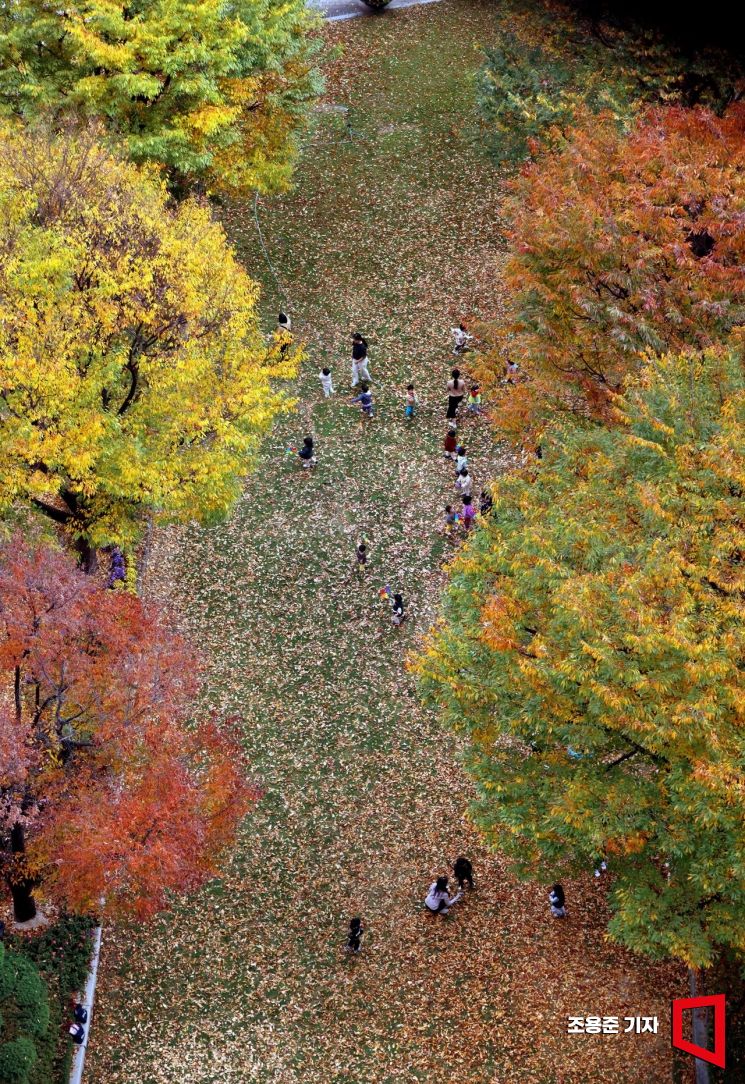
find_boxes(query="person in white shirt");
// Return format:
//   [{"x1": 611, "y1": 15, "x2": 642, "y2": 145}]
[
  {"x1": 425, "y1": 876, "x2": 463, "y2": 915},
  {"x1": 319, "y1": 367, "x2": 334, "y2": 397},
  {"x1": 451, "y1": 323, "x2": 472, "y2": 354},
  {"x1": 278, "y1": 311, "x2": 291, "y2": 332}
]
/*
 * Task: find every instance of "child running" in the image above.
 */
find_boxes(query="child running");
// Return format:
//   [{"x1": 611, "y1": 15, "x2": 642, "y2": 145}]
[
  {"x1": 319, "y1": 367, "x2": 335, "y2": 397},
  {"x1": 405, "y1": 383, "x2": 418, "y2": 419},
  {"x1": 351, "y1": 382, "x2": 374, "y2": 419}
]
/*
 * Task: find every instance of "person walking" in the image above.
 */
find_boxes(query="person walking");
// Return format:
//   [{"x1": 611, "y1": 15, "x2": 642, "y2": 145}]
[
  {"x1": 298, "y1": 436, "x2": 316, "y2": 469},
  {"x1": 446, "y1": 369, "x2": 466, "y2": 419},
  {"x1": 319, "y1": 367, "x2": 335, "y2": 397},
  {"x1": 350, "y1": 382, "x2": 374, "y2": 419},
  {"x1": 345, "y1": 917, "x2": 365, "y2": 953},
  {"x1": 351, "y1": 333, "x2": 371, "y2": 387},
  {"x1": 443, "y1": 423, "x2": 458, "y2": 461},
  {"x1": 455, "y1": 467, "x2": 473, "y2": 499},
  {"x1": 405, "y1": 383, "x2": 418, "y2": 419},
  {"x1": 461, "y1": 494, "x2": 476, "y2": 531},
  {"x1": 425, "y1": 876, "x2": 463, "y2": 916}
]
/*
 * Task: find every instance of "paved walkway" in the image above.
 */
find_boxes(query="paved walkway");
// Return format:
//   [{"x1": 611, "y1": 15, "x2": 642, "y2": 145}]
[{"x1": 312, "y1": 0, "x2": 441, "y2": 23}]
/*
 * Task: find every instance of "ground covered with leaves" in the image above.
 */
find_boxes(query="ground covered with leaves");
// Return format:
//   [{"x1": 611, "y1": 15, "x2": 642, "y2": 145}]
[{"x1": 88, "y1": 2, "x2": 691, "y2": 1080}]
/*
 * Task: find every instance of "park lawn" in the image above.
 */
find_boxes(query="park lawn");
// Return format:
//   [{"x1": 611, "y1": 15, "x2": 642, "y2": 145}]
[{"x1": 88, "y1": 2, "x2": 691, "y2": 1082}]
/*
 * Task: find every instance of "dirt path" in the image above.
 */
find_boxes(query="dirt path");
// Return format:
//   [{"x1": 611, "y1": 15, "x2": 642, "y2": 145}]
[{"x1": 88, "y1": 4, "x2": 690, "y2": 1082}]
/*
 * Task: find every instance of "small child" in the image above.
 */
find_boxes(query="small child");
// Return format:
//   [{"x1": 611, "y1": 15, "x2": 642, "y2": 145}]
[
  {"x1": 351, "y1": 382, "x2": 374, "y2": 418},
  {"x1": 455, "y1": 467, "x2": 473, "y2": 498},
  {"x1": 443, "y1": 424, "x2": 457, "y2": 460},
  {"x1": 298, "y1": 436, "x2": 316, "y2": 469},
  {"x1": 443, "y1": 504, "x2": 459, "y2": 535},
  {"x1": 391, "y1": 593, "x2": 406, "y2": 626},
  {"x1": 278, "y1": 311, "x2": 292, "y2": 333},
  {"x1": 455, "y1": 446, "x2": 468, "y2": 474},
  {"x1": 467, "y1": 383, "x2": 482, "y2": 414},
  {"x1": 548, "y1": 884, "x2": 566, "y2": 918},
  {"x1": 462, "y1": 494, "x2": 476, "y2": 530},
  {"x1": 355, "y1": 541, "x2": 368, "y2": 571},
  {"x1": 319, "y1": 367, "x2": 334, "y2": 397},
  {"x1": 506, "y1": 359, "x2": 519, "y2": 384},
  {"x1": 346, "y1": 917, "x2": 365, "y2": 953},
  {"x1": 479, "y1": 489, "x2": 493, "y2": 516},
  {"x1": 405, "y1": 383, "x2": 418, "y2": 419},
  {"x1": 453, "y1": 856, "x2": 474, "y2": 890},
  {"x1": 451, "y1": 323, "x2": 472, "y2": 355}
]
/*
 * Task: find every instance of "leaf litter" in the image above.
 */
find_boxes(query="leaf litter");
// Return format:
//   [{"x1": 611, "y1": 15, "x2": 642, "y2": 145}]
[{"x1": 87, "y1": 2, "x2": 692, "y2": 1081}]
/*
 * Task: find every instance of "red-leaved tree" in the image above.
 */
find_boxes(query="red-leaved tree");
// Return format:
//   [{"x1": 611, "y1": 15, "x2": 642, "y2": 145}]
[{"x1": 0, "y1": 540, "x2": 255, "y2": 921}]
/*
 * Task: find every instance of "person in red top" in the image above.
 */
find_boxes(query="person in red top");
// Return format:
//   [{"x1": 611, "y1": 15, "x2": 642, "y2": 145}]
[{"x1": 443, "y1": 424, "x2": 457, "y2": 460}]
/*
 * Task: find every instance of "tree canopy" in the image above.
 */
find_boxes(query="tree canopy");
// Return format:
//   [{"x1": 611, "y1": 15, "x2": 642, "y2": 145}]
[
  {"x1": 0, "y1": 126, "x2": 299, "y2": 565},
  {"x1": 475, "y1": 103, "x2": 745, "y2": 440},
  {"x1": 476, "y1": 0, "x2": 744, "y2": 168},
  {"x1": 0, "y1": 540, "x2": 256, "y2": 921},
  {"x1": 0, "y1": 0, "x2": 322, "y2": 195},
  {"x1": 417, "y1": 348, "x2": 745, "y2": 967}
]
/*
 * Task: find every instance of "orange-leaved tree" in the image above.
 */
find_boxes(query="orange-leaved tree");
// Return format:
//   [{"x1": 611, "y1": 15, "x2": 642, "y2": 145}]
[
  {"x1": 0, "y1": 540, "x2": 256, "y2": 922},
  {"x1": 476, "y1": 103, "x2": 745, "y2": 442}
]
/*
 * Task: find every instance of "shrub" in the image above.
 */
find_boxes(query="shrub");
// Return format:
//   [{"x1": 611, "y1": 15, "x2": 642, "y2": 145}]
[{"x1": 0, "y1": 1037, "x2": 37, "y2": 1084}]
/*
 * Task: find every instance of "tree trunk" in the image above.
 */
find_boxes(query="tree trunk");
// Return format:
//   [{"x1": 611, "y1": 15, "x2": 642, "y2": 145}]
[
  {"x1": 8, "y1": 822, "x2": 37, "y2": 923},
  {"x1": 76, "y1": 537, "x2": 98, "y2": 575}
]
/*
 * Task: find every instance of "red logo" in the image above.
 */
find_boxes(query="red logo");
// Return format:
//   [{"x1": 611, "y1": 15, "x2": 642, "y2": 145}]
[{"x1": 671, "y1": 994, "x2": 725, "y2": 1069}]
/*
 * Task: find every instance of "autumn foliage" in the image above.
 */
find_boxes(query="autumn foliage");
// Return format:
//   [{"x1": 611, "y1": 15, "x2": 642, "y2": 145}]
[
  {"x1": 418, "y1": 349, "x2": 745, "y2": 966},
  {"x1": 0, "y1": 540, "x2": 256, "y2": 921},
  {"x1": 477, "y1": 104, "x2": 745, "y2": 440},
  {"x1": 0, "y1": 0, "x2": 322, "y2": 196},
  {"x1": 0, "y1": 126, "x2": 299, "y2": 565}
]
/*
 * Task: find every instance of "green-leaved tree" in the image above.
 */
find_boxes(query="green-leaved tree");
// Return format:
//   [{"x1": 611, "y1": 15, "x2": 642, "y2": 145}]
[{"x1": 417, "y1": 348, "x2": 745, "y2": 967}]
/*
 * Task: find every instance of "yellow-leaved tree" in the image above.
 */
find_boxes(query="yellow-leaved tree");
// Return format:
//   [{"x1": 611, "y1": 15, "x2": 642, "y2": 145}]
[{"x1": 0, "y1": 125, "x2": 299, "y2": 568}]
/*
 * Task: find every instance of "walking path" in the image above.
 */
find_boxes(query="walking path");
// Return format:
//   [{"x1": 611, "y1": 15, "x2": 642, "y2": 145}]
[
  {"x1": 88, "y1": 3, "x2": 689, "y2": 1081},
  {"x1": 313, "y1": 0, "x2": 441, "y2": 24}
]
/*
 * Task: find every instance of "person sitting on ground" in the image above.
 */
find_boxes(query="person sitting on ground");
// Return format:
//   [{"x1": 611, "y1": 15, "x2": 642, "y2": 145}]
[
  {"x1": 346, "y1": 917, "x2": 365, "y2": 953},
  {"x1": 298, "y1": 436, "x2": 316, "y2": 469},
  {"x1": 479, "y1": 489, "x2": 493, "y2": 516},
  {"x1": 425, "y1": 875, "x2": 463, "y2": 915},
  {"x1": 355, "y1": 542, "x2": 368, "y2": 571},
  {"x1": 548, "y1": 884, "x2": 566, "y2": 918},
  {"x1": 506, "y1": 359, "x2": 519, "y2": 384},
  {"x1": 453, "y1": 856, "x2": 474, "y2": 890}
]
